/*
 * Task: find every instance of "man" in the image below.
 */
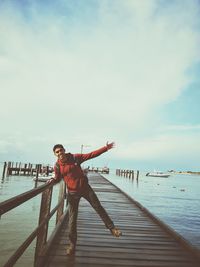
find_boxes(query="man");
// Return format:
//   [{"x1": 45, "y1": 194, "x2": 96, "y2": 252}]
[{"x1": 48, "y1": 142, "x2": 122, "y2": 256}]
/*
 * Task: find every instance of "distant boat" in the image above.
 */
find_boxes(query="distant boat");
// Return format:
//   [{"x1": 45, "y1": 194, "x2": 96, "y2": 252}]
[
  {"x1": 33, "y1": 174, "x2": 52, "y2": 182},
  {"x1": 33, "y1": 177, "x2": 50, "y2": 182},
  {"x1": 146, "y1": 172, "x2": 170, "y2": 178}
]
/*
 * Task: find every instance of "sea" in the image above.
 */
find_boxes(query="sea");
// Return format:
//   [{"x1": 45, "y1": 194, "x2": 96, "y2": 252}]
[{"x1": 0, "y1": 163, "x2": 200, "y2": 267}]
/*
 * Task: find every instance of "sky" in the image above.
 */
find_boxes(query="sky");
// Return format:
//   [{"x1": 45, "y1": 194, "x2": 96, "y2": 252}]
[{"x1": 0, "y1": 0, "x2": 200, "y2": 171}]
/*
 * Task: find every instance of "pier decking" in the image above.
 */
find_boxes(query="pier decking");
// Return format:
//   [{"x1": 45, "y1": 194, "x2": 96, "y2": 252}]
[{"x1": 43, "y1": 173, "x2": 200, "y2": 267}]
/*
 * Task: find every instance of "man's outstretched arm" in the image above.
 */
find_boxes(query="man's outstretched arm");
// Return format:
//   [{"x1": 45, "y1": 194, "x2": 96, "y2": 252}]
[{"x1": 76, "y1": 142, "x2": 115, "y2": 163}]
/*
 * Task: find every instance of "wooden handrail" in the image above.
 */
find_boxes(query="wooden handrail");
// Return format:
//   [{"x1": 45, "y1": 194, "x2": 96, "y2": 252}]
[
  {"x1": 0, "y1": 180, "x2": 67, "y2": 267},
  {"x1": 0, "y1": 182, "x2": 53, "y2": 216}
]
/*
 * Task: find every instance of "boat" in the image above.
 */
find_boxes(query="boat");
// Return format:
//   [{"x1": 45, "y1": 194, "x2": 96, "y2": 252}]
[
  {"x1": 146, "y1": 172, "x2": 170, "y2": 178},
  {"x1": 33, "y1": 174, "x2": 52, "y2": 182}
]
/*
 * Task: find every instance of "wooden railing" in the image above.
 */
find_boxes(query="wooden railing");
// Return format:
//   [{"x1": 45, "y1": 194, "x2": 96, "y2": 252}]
[{"x1": 0, "y1": 180, "x2": 68, "y2": 267}]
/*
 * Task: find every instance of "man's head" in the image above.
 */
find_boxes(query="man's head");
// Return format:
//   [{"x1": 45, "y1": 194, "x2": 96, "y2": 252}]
[
  {"x1": 53, "y1": 144, "x2": 66, "y2": 160},
  {"x1": 53, "y1": 144, "x2": 64, "y2": 153}
]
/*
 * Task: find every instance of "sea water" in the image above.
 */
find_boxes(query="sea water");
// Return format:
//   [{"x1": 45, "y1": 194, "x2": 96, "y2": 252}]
[{"x1": 0, "y1": 164, "x2": 200, "y2": 266}]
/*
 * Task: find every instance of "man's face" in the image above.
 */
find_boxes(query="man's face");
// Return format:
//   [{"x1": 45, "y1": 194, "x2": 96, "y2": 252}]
[{"x1": 54, "y1": 147, "x2": 65, "y2": 160}]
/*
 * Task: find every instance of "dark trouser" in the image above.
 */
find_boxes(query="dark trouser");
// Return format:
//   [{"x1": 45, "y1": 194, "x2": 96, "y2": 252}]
[{"x1": 67, "y1": 184, "x2": 114, "y2": 245}]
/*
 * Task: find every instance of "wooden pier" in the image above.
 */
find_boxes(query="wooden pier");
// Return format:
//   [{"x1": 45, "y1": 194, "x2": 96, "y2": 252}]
[{"x1": 43, "y1": 173, "x2": 200, "y2": 267}]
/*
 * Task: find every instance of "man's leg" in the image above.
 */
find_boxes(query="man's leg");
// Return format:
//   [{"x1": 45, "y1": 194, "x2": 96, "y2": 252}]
[
  {"x1": 83, "y1": 185, "x2": 121, "y2": 237},
  {"x1": 67, "y1": 193, "x2": 80, "y2": 254}
]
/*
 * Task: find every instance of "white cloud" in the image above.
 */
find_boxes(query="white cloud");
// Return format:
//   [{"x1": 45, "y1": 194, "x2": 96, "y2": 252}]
[
  {"x1": 115, "y1": 131, "x2": 200, "y2": 163},
  {"x1": 0, "y1": 0, "x2": 200, "y2": 167}
]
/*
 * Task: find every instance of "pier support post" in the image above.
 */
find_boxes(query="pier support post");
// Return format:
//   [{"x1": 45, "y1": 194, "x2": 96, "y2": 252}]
[
  {"x1": 6, "y1": 162, "x2": 11, "y2": 176},
  {"x1": 136, "y1": 170, "x2": 139, "y2": 180},
  {"x1": 18, "y1": 162, "x2": 21, "y2": 176},
  {"x1": 2, "y1": 162, "x2": 7, "y2": 180}
]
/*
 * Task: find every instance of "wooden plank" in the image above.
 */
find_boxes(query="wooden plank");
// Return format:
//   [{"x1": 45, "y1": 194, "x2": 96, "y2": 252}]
[
  {"x1": 46, "y1": 255, "x2": 198, "y2": 267},
  {"x1": 50, "y1": 244, "x2": 189, "y2": 255},
  {"x1": 52, "y1": 249, "x2": 194, "y2": 261}
]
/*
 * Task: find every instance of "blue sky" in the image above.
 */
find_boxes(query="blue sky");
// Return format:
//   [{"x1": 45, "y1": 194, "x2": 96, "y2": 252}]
[{"x1": 0, "y1": 0, "x2": 200, "y2": 171}]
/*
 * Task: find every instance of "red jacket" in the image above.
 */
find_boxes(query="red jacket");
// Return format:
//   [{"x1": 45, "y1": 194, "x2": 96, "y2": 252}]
[{"x1": 54, "y1": 146, "x2": 108, "y2": 193}]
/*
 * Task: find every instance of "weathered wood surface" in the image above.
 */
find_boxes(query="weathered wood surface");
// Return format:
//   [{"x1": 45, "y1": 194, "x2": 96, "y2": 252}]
[{"x1": 44, "y1": 173, "x2": 200, "y2": 267}]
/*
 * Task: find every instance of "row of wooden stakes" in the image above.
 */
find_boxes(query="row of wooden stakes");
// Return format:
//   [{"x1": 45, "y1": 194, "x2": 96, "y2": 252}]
[
  {"x1": 1, "y1": 161, "x2": 52, "y2": 179},
  {"x1": 116, "y1": 169, "x2": 139, "y2": 180}
]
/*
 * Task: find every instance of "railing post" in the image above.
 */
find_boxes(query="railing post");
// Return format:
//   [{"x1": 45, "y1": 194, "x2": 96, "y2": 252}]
[
  {"x1": 34, "y1": 186, "x2": 53, "y2": 265},
  {"x1": 56, "y1": 181, "x2": 66, "y2": 224}
]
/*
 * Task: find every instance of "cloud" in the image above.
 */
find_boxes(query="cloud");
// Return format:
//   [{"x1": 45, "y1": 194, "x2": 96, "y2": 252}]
[
  {"x1": 0, "y1": 0, "x2": 200, "y2": 167},
  {"x1": 114, "y1": 130, "x2": 200, "y2": 170}
]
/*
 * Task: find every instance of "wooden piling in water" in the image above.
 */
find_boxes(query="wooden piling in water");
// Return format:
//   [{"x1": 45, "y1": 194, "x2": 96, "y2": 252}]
[
  {"x1": 6, "y1": 162, "x2": 11, "y2": 176},
  {"x1": 2, "y1": 162, "x2": 7, "y2": 179},
  {"x1": 116, "y1": 169, "x2": 135, "y2": 180},
  {"x1": 18, "y1": 162, "x2": 21, "y2": 176},
  {"x1": 15, "y1": 162, "x2": 18, "y2": 175},
  {"x1": 136, "y1": 170, "x2": 139, "y2": 180},
  {"x1": 2, "y1": 161, "x2": 53, "y2": 179},
  {"x1": 23, "y1": 164, "x2": 27, "y2": 175},
  {"x1": 36, "y1": 165, "x2": 39, "y2": 179},
  {"x1": 31, "y1": 164, "x2": 34, "y2": 176}
]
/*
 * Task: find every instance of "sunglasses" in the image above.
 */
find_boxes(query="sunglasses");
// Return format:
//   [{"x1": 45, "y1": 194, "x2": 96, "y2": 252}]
[{"x1": 55, "y1": 148, "x2": 64, "y2": 154}]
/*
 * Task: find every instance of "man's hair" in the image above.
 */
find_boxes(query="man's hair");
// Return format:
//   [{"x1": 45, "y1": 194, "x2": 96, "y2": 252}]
[{"x1": 53, "y1": 144, "x2": 64, "y2": 152}]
